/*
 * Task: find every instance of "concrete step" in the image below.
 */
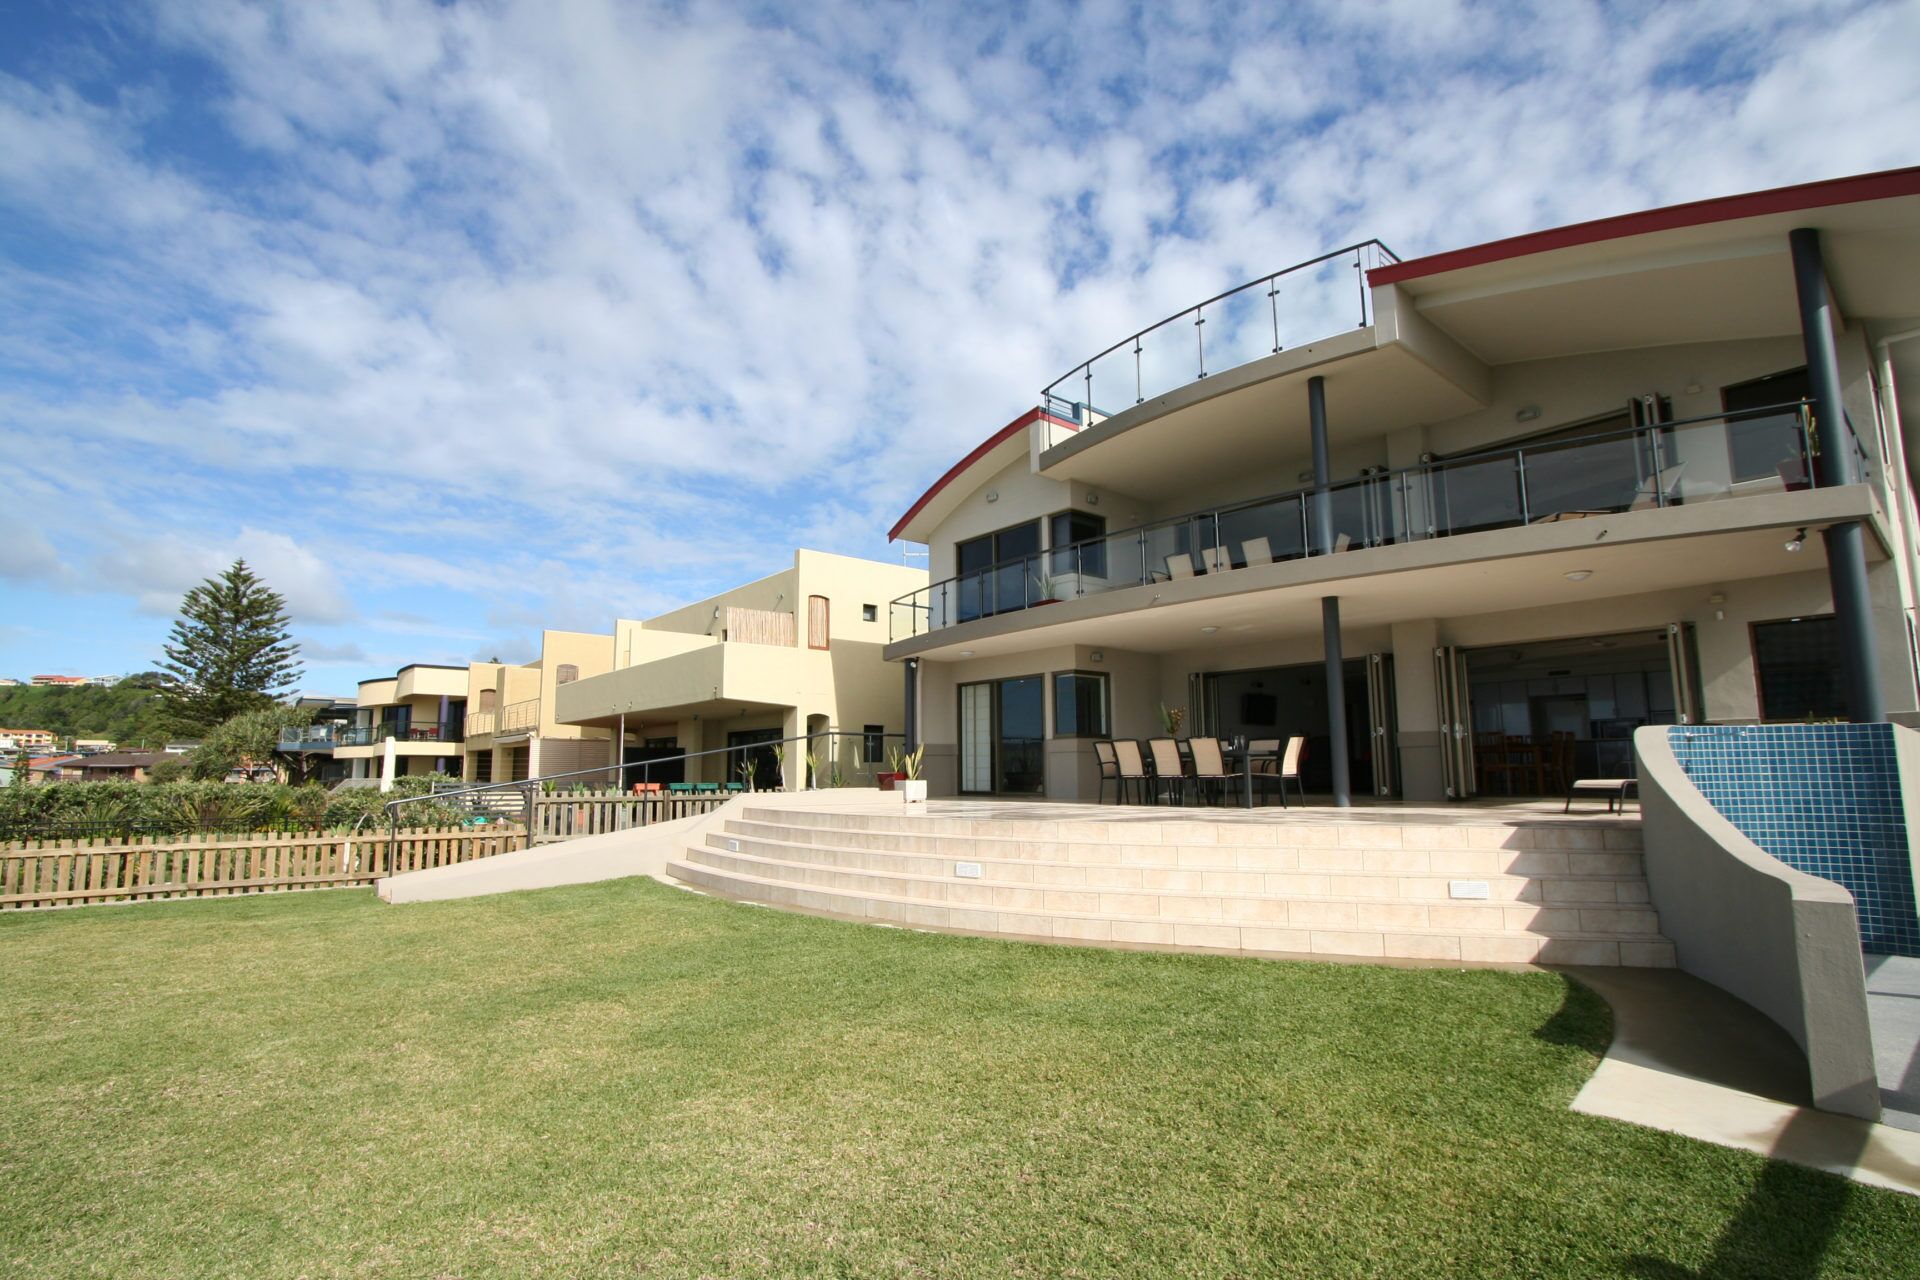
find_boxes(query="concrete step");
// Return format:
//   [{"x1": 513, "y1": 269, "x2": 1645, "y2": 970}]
[
  {"x1": 721, "y1": 816, "x2": 1645, "y2": 880},
  {"x1": 683, "y1": 843, "x2": 1664, "y2": 938},
  {"x1": 708, "y1": 828, "x2": 1651, "y2": 906},
  {"x1": 736, "y1": 807, "x2": 1644, "y2": 853},
  {"x1": 667, "y1": 856, "x2": 1676, "y2": 968}
]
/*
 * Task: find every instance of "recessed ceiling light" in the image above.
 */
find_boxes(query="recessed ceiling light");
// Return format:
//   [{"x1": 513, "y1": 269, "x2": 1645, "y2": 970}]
[
  {"x1": 1200, "y1": 626, "x2": 1220, "y2": 635},
  {"x1": 1564, "y1": 569, "x2": 1593, "y2": 582},
  {"x1": 959, "y1": 649, "x2": 974, "y2": 657}
]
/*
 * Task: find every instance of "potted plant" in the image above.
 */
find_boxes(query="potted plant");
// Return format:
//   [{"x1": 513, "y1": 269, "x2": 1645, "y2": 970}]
[
  {"x1": 878, "y1": 745, "x2": 908, "y2": 791},
  {"x1": 1032, "y1": 575, "x2": 1062, "y2": 606},
  {"x1": 899, "y1": 745, "x2": 927, "y2": 804},
  {"x1": 1159, "y1": 703, "x2": 1187, "y2": 736}
]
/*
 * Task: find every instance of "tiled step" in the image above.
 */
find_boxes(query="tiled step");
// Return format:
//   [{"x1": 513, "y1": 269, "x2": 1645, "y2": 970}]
[
  {"x1": 721, "y1": 816, "x2": 1645, "y2": 881},
  {"x1": 667, "y1": 856, "x2": 1676, "y2": 968},
  {"x1": 737, "y1": 807, "x2": 1643, "y2": 853},
  {"x1": 709, "y1": 827, "x2": 1651, "y2": 906},
  {"x1": 685, "y1": 841, "x2": 1662, "y2": 936}
]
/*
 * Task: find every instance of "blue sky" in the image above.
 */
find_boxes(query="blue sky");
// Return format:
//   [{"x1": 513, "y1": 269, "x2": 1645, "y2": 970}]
[{"x1": 2, "y1": 0, "x2": 1918, "y2": 693}]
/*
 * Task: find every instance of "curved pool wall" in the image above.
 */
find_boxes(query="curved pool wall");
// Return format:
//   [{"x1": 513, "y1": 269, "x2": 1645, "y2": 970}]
[{"x1": 1666, "y1": 723, "x2": 1920, "y2": 958}]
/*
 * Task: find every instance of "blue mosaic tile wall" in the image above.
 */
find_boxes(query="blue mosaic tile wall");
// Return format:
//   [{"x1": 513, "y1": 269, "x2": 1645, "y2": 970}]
[{"x1": 1668, "y1": 724, "x2": 1920, "y2": 957}]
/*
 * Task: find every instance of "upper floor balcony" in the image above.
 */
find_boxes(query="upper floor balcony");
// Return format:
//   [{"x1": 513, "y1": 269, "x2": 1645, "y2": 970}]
[
  {"x1": 335, "y1": 720, "x2": 465, "y2": 749},
  {"x1": 1039, "y1": 240, "x2": 1402, "y2": 427},
  {"x1": 277, "y1": 725, "x2": 342, "y2": 752},
  {"x1": 889, "y1": 400, "x2": 1864, "y2": 643}
]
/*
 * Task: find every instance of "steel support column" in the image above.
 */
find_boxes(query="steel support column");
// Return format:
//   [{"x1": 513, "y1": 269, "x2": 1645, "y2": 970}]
[
  {"x1": 903, "y1": 658, "x2": 920, "y2": 751},
  {"x1": 1309, "y1": 375, "x2": 1351, "y2": 806},
  {"x1": 1791, "y1": 227, "x2": 1885, "y2": 723}
]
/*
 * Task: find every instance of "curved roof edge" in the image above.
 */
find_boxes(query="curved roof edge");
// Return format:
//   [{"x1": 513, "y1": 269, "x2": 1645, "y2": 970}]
[
  {"x1": 1370, "y1": 165, "x2": 1920, "y2": 287},
  {"x1": 888, "y1": 407, "x2": 1078, "y2": 543}
]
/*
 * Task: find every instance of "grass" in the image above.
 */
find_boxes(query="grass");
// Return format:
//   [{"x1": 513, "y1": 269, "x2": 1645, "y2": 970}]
[{"x1": 1, "y1": 881, "x2": 1915, "y2": 1279}]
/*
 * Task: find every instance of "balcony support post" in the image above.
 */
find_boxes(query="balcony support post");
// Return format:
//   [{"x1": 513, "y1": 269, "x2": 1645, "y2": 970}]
[
  {"x1": 1309, "y1": 375, "x2": 1352, "y2": 807},
  {"x1": 1791, "y1": 227, "x2": 1884, "y2": 723},
  {"x1": 903, "y1": 658, "x2": 920, "y2": 753}
]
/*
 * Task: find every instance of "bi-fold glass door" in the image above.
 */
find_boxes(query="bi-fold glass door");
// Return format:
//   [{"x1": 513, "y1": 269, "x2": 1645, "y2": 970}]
[{"x1": 958, "y1": 676, "x2": 1046, "y2": 795}]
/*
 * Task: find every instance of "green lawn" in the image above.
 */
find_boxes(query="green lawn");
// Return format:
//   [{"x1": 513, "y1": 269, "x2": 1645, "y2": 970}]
[{"x1": 1, "y1": 881, "x2": 1914, "y2": 1278}]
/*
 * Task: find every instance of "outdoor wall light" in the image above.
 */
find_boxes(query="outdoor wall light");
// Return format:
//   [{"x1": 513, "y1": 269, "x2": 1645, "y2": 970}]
[
  {"x1": 1785, "y1": 528, "x2": 1807, "y2": 552},
  {"x1": 1515, "y1": 405, "x2": 1542, "y2": 423},
  {"x1": 1085, "y1": 492, "x2": 1100, "y2": 506},
  {"x1": 1563, "y1": 569, "x2": 1593, "y2": 582},
  {"x1": 986, "y1": 491, "x2": 999, "y2": 503},
  {"x1": 1089, "y1": 650, "x2": 1105, "y2": 662}
]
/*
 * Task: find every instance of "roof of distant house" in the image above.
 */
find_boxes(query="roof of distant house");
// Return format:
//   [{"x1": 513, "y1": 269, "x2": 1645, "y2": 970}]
[{"x1": 68, "y1": 750, "x2": 176, "y2": 770}]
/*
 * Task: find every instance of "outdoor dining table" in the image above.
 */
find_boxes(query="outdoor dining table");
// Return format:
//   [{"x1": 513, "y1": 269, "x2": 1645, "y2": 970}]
[{"x1": 1222, "y1": 742, "x2": 1284, "y2": 809}]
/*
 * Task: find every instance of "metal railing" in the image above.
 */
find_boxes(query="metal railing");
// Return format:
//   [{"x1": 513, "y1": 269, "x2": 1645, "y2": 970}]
[
  {"x1": 465, "y1": 710, "x2": 496, "y2": 736},
  {"x1": 277, "y1": 725, "x2": 343, "y2": 750},
  {"x1": 1041, "y1": 240, "x2": 1401, "y2": 421},
  {"x1": 382, "y1": 729, "x2": 908, "y2": 853},
  {"x1": 496, "y1": 699, "x2": 540, "y2": 736},
  {"x1": 893, "y1": 400, "x2": 1850, "y2": 641},
  {"x1": 337, "y1": 720, "x2": 465, "y2": 747}
]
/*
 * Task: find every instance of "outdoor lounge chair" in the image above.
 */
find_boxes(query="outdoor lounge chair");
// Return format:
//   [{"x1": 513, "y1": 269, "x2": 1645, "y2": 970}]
[
  {"x1": 1241, "y1": 537, "x2": 1273, "y2": 566},
  {"x1": 1200, "y1": 546, "x2": 1233, "y2": 574},
  {"x1": 1165, "y1": 554, "x2": 1197, "y2": 580}
]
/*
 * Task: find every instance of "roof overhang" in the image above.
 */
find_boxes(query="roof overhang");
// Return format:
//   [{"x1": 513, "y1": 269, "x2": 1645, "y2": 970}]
[
  {"x1": 1373, "y1": 168, "x2": 1920, "y2": 365},
  {"x1": 889, "y1": 407, "x2": 1078, "y2": 544}
]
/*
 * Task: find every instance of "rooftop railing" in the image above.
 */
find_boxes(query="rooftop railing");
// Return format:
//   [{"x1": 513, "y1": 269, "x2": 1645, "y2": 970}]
[
  {"x1": 276, "y1": 725, "x2": 342, "y2": 751},
  {"x1": 891, "y1": 401, "x2": 1851, "y2": 642},
  {"x1": 1041, "y1": 240, "x2": 1402, "y2": 423}
]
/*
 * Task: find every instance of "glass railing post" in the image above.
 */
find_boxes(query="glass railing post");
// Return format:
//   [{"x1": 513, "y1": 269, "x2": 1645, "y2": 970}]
[
  {"x1": 1515, "y1": 450, "x2": 1530, "y2": 525},
  {"x1": 1355, "y1": 248, "x2": 1366, "y2": 328},
  {"x1": 1650, "y1": 427, "x2": 1666, "y2": 506},
  {"x1": 1194, "y1": 304, "x2": 1206, "y2": 380}
]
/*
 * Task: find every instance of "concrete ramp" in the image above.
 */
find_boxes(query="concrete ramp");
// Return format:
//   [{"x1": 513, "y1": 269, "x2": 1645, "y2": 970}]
[
  {"x1": 378, "y1": 790, "x2": 897, "y2": 904},
  {"x1": 378, "y1": 811, "x2": 718, "y2": 903}
]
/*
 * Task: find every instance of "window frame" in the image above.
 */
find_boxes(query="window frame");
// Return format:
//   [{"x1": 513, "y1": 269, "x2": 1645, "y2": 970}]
[
  {"x1": 1748, "y1": 613, "x2": 1845, "y2": 722},
  {"x1": 1050, "y1": 668, "x2": 1111, "y2": 740}
]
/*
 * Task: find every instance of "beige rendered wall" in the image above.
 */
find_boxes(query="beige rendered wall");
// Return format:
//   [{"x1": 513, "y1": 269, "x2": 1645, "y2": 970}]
[{"x1": 533, "y1": 630, "x2": 615, "y2": 741}]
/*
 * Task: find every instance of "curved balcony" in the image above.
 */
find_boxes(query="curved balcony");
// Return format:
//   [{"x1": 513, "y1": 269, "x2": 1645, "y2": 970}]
[
  {"x1": 1040, "y1": 241, "x2": 1401, "y2": 424},
  {"x1": 892, "y1": 401, "x2": 1852, "y2": 642}
]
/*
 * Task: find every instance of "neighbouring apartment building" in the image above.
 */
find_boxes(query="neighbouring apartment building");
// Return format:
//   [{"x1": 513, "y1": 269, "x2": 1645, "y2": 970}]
[
  {"x1": 461, "y1": 631, "x2": 616, "y2": 785},
  {"x1": 553, "y1": 549, "x2": 928, "y2": 789},
  {"x1": 884, "y1": 168, "x2": 1920, "y2": 803},
  {"x1": 335, "y1": 664, "x2": 469, "y2": 787}
]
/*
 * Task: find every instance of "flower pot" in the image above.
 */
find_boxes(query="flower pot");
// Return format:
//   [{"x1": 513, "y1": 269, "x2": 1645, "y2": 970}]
[
  {"x1": 877, "y1": 772, "x2": 903, "y2": 791},
  {"x1": 900, "y1": 779, "x2": 928, "y2": 804}
]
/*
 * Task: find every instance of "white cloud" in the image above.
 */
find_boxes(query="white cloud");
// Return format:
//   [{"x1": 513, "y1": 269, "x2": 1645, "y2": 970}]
[{"x1": 1, "y1": 0, "x2": 1917, "y2": 670}]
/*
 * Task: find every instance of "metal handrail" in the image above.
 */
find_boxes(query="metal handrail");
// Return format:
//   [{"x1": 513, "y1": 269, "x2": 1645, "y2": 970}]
[
  {"x1": 892, "y1": 399, "x2": 1831, "y2": 640},
  {"x1": 381, "y1": 729, "x2": 906, "y2": 858},
  {"x1": 1041, "y1": 239, "x2": 1402, "y2": 413}
]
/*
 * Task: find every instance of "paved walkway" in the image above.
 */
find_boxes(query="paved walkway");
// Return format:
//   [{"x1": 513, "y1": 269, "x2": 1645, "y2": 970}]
[
  {"x1": 1867, "y1": 954, "x2": 1920, "y2": 1129},
  {"x1": 1571, "y1": 966, "x2": 1920, "y2": 1195}
]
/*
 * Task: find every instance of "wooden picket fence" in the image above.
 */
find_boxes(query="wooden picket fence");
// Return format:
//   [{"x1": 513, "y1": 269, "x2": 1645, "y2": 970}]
[
  {"x1": 0, "y1": 825, "x2": 523, "y2": 911},
  {"x1": 528, "y1": 791, "x2": 734, "y2": 846}
]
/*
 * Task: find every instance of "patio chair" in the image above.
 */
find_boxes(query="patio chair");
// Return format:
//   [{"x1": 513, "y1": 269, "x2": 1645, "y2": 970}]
[
  {"x1": 1248, "y1": 738, "x2": 1284, "y2": 804},
  {"x1": 1241, "y1": 537, "x2": 1273, "y2": 566},
  {"x1": 1147, "y1": 737, "x2": 1192, "y2": 806},
  {"x1": 1093, "y1": 739, "x2": 1121, "y2": 805},
  {"x1": 1200, "y1": 546, "x2": 1233, "y2": 574},
  {"x1": 1629, "y1": 464, "x2": 1688, "y2": 510},
  {"x1": 1112, "y1": 738, "x2": 1152, "y2": 805},
  {"x1": 1186, "y1": 736, "x2": 1234, "y2": 805},
  {"x1": 1271, "y1": 736, "x2": 1307, "y2": 807},
  {"x1": 1165, "y1": 554, "x2": 1197, "y2": 580},
  {"x1": 667, "y1": 782, "x2": 697, "y2": 794}
]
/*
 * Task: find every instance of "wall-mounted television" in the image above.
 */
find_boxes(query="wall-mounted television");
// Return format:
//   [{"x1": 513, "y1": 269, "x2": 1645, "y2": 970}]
[{"x1": 1240, "y1": 692, "x2": 1278, "y2": 726}]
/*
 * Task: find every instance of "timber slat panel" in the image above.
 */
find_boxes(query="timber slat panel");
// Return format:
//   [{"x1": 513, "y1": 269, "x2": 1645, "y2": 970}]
[{"x1": 0, "y1": 825, "x2": 522, "y2": 910}]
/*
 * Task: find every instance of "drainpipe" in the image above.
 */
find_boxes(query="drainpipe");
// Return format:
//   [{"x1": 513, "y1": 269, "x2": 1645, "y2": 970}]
[
  {"x1": 1310, "y1": 375, "x2": 1351, "y2": 807},
  {"x1": 1791, "y1": 227, "x2": 1884, "y2": 723}
]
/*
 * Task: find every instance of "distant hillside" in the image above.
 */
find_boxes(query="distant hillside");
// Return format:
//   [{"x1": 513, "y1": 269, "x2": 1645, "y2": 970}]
[{"x1": 0, "y1": 676, "x2": 175, "y2": 749}]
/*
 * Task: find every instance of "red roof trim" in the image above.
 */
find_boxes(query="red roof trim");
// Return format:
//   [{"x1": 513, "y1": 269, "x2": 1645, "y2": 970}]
[
  {"x1": 888, "y1": 408, "x2": 1079, "y2": 542},
  {"x1": 1370, "y1": 166, "x2": 1920, "y2": 287}
]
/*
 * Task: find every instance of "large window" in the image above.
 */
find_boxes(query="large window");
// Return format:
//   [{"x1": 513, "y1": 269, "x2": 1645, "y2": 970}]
[
  {"x1": 1049, "y1": 510, "x2": 1106, "y2": 578},
  {"x1": 956, "y1": 520, "x2": 1041, "y2": 621},
  {"x1": 1723, "y1": 367, "x2": 1812, "y2": 484},
  {"x1": 1052, "y1": 670, "x2": 1109, "y2": 738},
  {"x1": 1753, "y1": 615, "x2": 1844, "y2": 721},
  {"x1": 959, "y1": 676, "x2": 1045, "y2": 794}
]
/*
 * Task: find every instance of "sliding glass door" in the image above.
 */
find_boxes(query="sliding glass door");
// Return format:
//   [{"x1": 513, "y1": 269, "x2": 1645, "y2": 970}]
[{"x1": 958, "y1": 676, "x2": 1046, "y2": 795}]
